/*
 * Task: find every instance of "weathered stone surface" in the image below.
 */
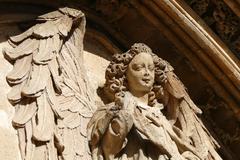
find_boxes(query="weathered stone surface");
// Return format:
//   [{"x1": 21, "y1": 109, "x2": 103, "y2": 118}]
[
  {"x1": 0, "y1": 9, "x2": 113, "y2": 160},
  {"x1": 88, "y1": 43, "x2": 223, "y2": 160},
  {"x1": 0, "y1": 2, "x2": 239, "y2": 160},
  {"x1": 0, "y1": 40, "x2": 111, "y2": 160},
  {"x1": 0, "y1": 25, "x2": 21, "y2": 160}
]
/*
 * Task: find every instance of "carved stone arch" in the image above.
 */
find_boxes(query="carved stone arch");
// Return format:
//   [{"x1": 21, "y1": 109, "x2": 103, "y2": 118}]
[{"x1": 0, "y1": 0, "x2": 239, "y2": 160}]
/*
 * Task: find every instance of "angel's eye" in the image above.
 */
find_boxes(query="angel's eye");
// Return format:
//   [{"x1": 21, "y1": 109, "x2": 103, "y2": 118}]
[
  {"x1": 132, "y1": 64, "x2": 142, "y2": 71},
  {"x1": 148, "y1": 65, "x2": 154, "y2": 71}
]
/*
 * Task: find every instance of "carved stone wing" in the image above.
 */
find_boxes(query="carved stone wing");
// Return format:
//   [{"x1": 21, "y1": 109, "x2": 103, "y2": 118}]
[
  {"x1": 4, "y1": 7, "x2": 95, "y2": 160},
  {"x1": 163, "y1": 63, "x2": 202, "y2": 120},
  {"x1": 158, "y1": 61, "x2": 221, "y2": 159}
]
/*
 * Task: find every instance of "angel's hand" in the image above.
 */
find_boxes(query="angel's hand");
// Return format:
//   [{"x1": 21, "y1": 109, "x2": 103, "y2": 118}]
[
  {"x1": 108, "y1": 105, "x2": 121, "y2": 116},
  {"x1": 111, "y1": 110, "x2": 133, "y2": 135}
]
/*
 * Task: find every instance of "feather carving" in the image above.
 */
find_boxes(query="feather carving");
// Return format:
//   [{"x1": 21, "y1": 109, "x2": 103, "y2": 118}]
[
  {"x1": 52, "y1": 34, "x2": 62, "y2": 53},
  {"x1": 9, "y1": 27, "x2": 33, "y2": 43},
  {"x1": 57, "y1": 15, "x2": 73, "y2": 37},
  {"x1": 33, "y1": 21, "x2": 58, "y2": 38},
  {"x1": 60, "y1": 96, "x2": 79, "y2": 112},
  {"x1": 4, "y1": 38, "x2": 39, "y2": 60},
  {"x1": 33, "y1": 91, "x2": 55, "y2": 141},
  {"x1": 7, "y1": 54, "x2": 32, "y2": 84},
  {"x1": 48, "y1": 57, "x2": 62, "y2": 93},
  {"x1": 62, "y1": 128, "x2": 75, "y2": 159},
  {"x1": 12, "y1": 99, "x2": 37, "y2": 127},
  {"x1": 7, "y1": 81, "x2": 25, "y2": 104},
  {"x1": 38, "y1": 10, "x2": 63, "y2": 21},
  {"x1": 6, "y1": 7, "x2": 93, "y2": 160},
  {"x1": 159, "y1": 60, "x2": 220, "y2": 158},
  {"x1": 25, "y1": 120, "x2": 35, "y2": 160},
  {"x1": 33, "y1": 38, "x2": 54, "y2": 65},
  {"x1": 46, "y1": 79, "x2": 62, "y2": 119},
  {"x1": 59, "y1": 7, "x2": 84, "y2": 18},
  {"x1": 74, "y1": 127, "x2": 85, "y2": 155},
  {"x1": 22, "y1": 64, "x2": 50, "y2": 97},
  {"x1": 63, "y1": 112, "x2": 81, "y2": 129}
]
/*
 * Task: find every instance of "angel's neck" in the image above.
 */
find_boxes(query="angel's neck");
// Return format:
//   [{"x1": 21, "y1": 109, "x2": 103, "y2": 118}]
[{"x1": 129, "y1": 91, "x2": 149, "y2": 105}]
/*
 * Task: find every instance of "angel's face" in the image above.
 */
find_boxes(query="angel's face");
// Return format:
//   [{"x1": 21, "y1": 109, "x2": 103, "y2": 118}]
[{"x1": 126, "y1": 52, "x2": 155, "y2": 95}]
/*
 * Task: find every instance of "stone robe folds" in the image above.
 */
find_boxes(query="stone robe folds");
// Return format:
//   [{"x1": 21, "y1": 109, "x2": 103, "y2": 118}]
[{"x1": 87, "y1": 92, "x2": 201, "y2": 160}]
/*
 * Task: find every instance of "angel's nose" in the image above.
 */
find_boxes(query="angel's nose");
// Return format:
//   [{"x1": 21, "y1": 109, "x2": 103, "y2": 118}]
[{"x1": 143, "y1": 68, "x2": 150, "y2": 76}]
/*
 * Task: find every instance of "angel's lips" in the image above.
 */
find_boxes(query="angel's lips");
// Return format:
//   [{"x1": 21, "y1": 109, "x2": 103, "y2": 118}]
[{"x1": 142, "y1": 78, "x2": 151, "y2": 83}]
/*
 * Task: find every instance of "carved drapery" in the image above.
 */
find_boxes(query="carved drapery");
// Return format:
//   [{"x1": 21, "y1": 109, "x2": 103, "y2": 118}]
[
  {"x1": 88, "y1": 43, "x2": 222, "y2": 160},
  {"x1": 0, "y1": 0, "x2": 239, "y2": 159},
  {"x1": 94, "y1": 1, "x2": 240, "y2": 159}
]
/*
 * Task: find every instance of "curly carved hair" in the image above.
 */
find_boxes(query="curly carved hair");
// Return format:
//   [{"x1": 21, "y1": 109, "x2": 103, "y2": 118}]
[{"x1": 105, "y1": 43, "x2": 168, "y2": 107}]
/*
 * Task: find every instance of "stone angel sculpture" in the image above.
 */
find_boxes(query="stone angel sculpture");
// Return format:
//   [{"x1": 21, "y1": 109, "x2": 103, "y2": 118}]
[
  {"x1": 87, "y1": 43, "x2": 222, "y2": 160},
  {"x1": 4, "y1": 7, "x2": 95, "y2": 160}
]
